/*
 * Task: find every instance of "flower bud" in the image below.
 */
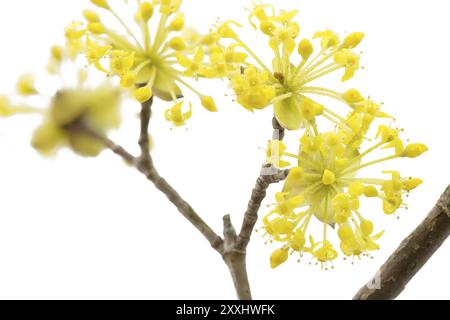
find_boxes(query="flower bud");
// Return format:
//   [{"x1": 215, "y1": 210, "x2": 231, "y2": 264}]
[
  {"x1": 90, "y1": 0, "x2": 109, "y2": 10},
  {"x1": 169, "y1": 37, "x2": 186, "y2": 51},
  {"x1": 270, "y1": 248, "x2": 289, "y2": 269},
  {"x1": 201, "y1": 96, "x2": 217, "y2": 112},
  {"x1": 139, "y1": 2, "x2": 154, "y2": 22},
  {"x1": 88, "y1": 22, "x2": 105, "y2": 35},
  {"x1": 364, "y1": 185, "x2": 379, "y2": 197},
  {"x1": 342, "y1": 88, "x2": 364, "y2": 104},
  {"x1": 83, "y1": 10, "x2": 100, "y2": 23},
  {"x1": 91, "y1": 0, "x2": 110, "y2": 10},
  {"x1": 403, "y1": 143, "x2": 428, "y2": 158},
  {"x1": 402, "y1": 178, "x2": 423, "y2": 191},
  {"x1": 298, "y1": 39, "x2": 313, "y2": 60},
  {"x1": 169, "y1": 13, "x2": 185, "y2": 31}
]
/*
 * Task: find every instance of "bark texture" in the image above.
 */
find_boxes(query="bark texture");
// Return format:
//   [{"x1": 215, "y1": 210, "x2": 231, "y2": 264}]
[{"x1": 354, "y1": 185, "x2": 450, "y2": 300}]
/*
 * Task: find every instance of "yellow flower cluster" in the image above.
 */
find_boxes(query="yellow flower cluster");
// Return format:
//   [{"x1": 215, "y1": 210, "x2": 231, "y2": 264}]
[
  {"x1": 194, "y1": 3, "x2": 386, "y2": 130},
  {"x1": 264, "y1": 109, "x2": 427, "y2": 269},
  {"x1": 69, "y1": 0, "x2": 218, "y2": 126}
]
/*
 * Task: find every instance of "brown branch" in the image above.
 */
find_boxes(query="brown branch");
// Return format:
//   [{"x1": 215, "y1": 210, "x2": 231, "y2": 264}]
[
  {"x1": 138, "y1": 156, "x2": 224, "y2": 252},
  {"x1": 138, "y1": 96, "x2": 153, "y2": 163},
  {"x1": 354, "y1": 184, "x2": 450, "y2": 300},
  {"x1": 219, "y1": 117, "x2": 288, "y2": 299},
  {"x1": 222, "y1": 215, "x2": 252, "y2": 300},
  {"x1": 235, "y1": 165, "x2": 289, "y2": 251},
  {"x1": 67, "y1": 121, "x2": 136, "y2": 164}
]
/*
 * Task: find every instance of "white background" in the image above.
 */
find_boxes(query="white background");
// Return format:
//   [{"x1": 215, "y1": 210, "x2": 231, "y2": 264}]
[{"x1": 0, "y1": 0, "x2": 449, "y2": 300}]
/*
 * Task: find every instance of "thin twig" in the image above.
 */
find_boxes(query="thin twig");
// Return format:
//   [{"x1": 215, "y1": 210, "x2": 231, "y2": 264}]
[
  {"x1": 353, "y1": 184, "x2": 450, "y2": 300},
  {"x1": 235, "y1": 165, "x2": 290, "y2": 251},
  {"x1": 236, "y1": 117, "x2": 287, "y2": 251},
  {"x1": 138, "y1": 156, "x2": 224, "y2": 252},
  {"x1": 69, "y1": 111, "x2": 224, "y2": 253},
  {"x1": 67, "y1": 121, "x2": 136, "y2": 164}
]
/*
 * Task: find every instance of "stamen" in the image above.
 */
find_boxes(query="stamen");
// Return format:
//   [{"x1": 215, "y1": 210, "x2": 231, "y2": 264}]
[
  {"x1": 109, "y1": 7, "x2": 144, "y2": 50},
  {"x1": 341, "y1": 154, "x2": 399, "y2": 176},
  {"x1": 235, "y1": 38, "x2": 274, "y2": 77},
  {"x1": 302, "y1": 65, "x2": 342, "y2": 85},
  {"x1": 152, "y1": 14, "x2": 170, "y2": 55}
]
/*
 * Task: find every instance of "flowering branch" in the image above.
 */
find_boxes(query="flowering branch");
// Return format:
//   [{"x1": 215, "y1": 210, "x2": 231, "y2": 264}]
[{"x1": 354, "y1": 185, "x2": 450, "y2": 300}]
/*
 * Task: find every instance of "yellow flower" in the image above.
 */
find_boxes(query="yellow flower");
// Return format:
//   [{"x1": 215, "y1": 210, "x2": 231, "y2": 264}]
[
  {"x1": 204, "y1": 3, "x2": 375, "y2": 130},
  {"x1": 176, "y1": 46, "x2": 204, "y2": 77},
  {"x1": 164, "y1": 101, "x2": 192, "y2": 127},
  {"x1": 333, "y1": 49, "x2": 360, "y2": 82},
  {"x1": 109, "y1": 50, "x2": 135, "y2": 77},
  {"x1": 231, "y1": 66, "x2": 275, "y2": 111},
  {"x1": 260, "y1": 110, "x2": 427, "y2": 269},
  {"x1": 86, "y1": 37, "x2": 111, "y2": 73},
  {"x1": 71, "y1": 0, "x2": 217, "y2": 125},
  {"x1": 65, "y1": 21, "x2": 86, "y2": 59}
]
